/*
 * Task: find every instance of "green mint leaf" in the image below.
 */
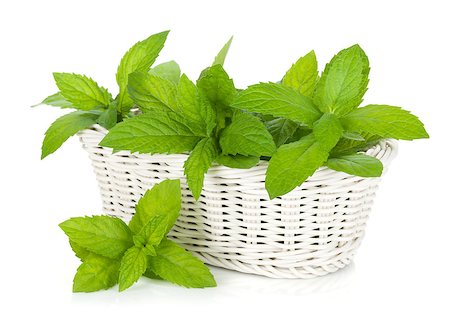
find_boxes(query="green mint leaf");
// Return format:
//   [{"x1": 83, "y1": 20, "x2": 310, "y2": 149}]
[
  {"x1": 59, "y1": 216, "x2": 133, "y2": 259},
  {"x1": 286, "y1": 125, "x2": 312, "y2": 144},
  {"x1": 128, "y1": 71, "x2": 178, "y2": 113},
  {"x1": 133, "y1": 215, "x2": 168, "y2": 254},
  {"x1": 41, "y1": 111, "x2": 98, "y2": 159},
  {"x1": 220, "y1": 112, "x2": 276, "y2": 157},
  {"x1": 177, "y1": 74, "x2": 216, "y2": 135},
  {"x1": 282, "y1": 50, "x2": 318, "y2": 97},
  {"x1": 184, "y1": 138, "x2": 218, "y2": 200},
  {"x1": 260, "y1": 114, "x2": 276, "y2": 122},
  {"x1": 116, "y1": 31, "x2": 169, "y2": 113},
  {"x1": 266, "y1": 114, "x2": 343, "y2": 198},
  {"x1": 73, "y1": 254, "x2": 120, "y2": 292},
  {"x1": 215, "y1": 154, "x2": 259, "y2": 169},
  {"x1": 231, "y1": 83, "x2": 321, "y2": 127},
  {"x1": 197, "y1": 64, "x2": 236, "y2": 108},
  {"x1": 313, "y1": 44, "x2": 369, "y2": 116},
  {"x1": 118, "y1": 246, "x2": 147, "y2": 291},
  {"x1": 212, "y1": 36, "x2": 233, "y2": 66},
  {"x1": 331, "y1": 133, "x2": 381, "y2": 157},
  {"x1": 99, "y1": 110, "x2": 205, "y2": 154},
  {"x1": 69, "y1": 240, "x2": 91, "y2": 261},
  {"x1": 144, "y1": 245, "x2": 157, "y2": 257},
  {"x1": 97, "y1": 102, "x2": 118, "y2": 129},
  {"x1": 342, "y1": 131, "x2": 365, "y2": 141},
  {"x1": 340, "y1": 104, "x2": 429, "y2": 140},
  {"x1": 312, "y1": 113, "x2": 343, "y2": 149},
  {"x1": 148, "y1": 239, "x2": 216, "y2": 288},
  {"x1": 326, "y1": 153, "x2": 383, "y2": 177},
  {"x1": 128, "y1": 180, "x2": 181, "y2": 235},
  {"x1": 266, "y1": 134, "x2": 328, "y2": 199},
  {"x1": 265, "y1": 118, "x2": 300, "y2": 147},
  {"x1": 53, "y1": 73, "x2": 111, "y2": 110},
  {"x1": 149, "y1": 60, "x2": 181, "y2": 83},
  {"x1": 143, "y1": 269, "x2": 163, "y2": 280},
  {"x1": 36, "y1": 92, "x2": 74, "y2": 109}
]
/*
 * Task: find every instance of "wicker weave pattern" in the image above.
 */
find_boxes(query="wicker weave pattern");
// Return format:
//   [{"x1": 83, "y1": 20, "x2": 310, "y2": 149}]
[{"x1": 78, "y1": 125, "x2": 397, "y2": 278}]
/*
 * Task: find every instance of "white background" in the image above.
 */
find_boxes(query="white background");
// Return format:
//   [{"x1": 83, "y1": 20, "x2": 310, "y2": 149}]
[{"x1": 1, "y1": 0, "x2": 449, "y2": 317}]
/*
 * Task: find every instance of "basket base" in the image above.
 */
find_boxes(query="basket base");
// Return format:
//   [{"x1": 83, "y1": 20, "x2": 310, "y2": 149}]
[{"x1": 169, "y1": 234, "x2": 363, "y2": 279}]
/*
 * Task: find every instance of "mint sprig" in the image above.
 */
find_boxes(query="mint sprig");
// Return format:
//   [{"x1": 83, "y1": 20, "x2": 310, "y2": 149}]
[
  {"x1": 39, "y1": 34, "x2": 429, "y2": 200},
  {"x1": 59, "y1": 180, "x2": 216, "y2": 292},
  {"x1": 103, "y1": 44, "x2": 240, "y2": 200},
  {"x1": 232, "y1": 45, "x2": 428, "y2": 198},
  {"x1": 38, "y1": 31, "x2": 171, "y2": 158}
]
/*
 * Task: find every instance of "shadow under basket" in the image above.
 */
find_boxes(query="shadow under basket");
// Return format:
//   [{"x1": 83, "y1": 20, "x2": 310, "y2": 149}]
[{"x1": 78, "y1": 125, "x2": 397, "y2": 279}]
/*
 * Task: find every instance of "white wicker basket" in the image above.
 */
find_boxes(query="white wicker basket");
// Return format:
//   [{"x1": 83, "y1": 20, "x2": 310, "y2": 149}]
[{"x1": 78, "y1": 125, "x2": 397, "y2": 279}]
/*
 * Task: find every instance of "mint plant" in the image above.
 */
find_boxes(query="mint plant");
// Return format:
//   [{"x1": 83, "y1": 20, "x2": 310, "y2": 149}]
[
  {"x1": 38, "y1": 31, "x2": 175, "y2": 158},
  {"x1": 37, "y1": 31, "x2": 428, "y2": 200},
  {"x1": 100, "y1": 37, "x2": 274, "y2": 200},
  {"x1": 59, "y1": 180, "x2": 216, "y2": 292},
  {"x1": 231, "y1": 45, "x2": 428, "y2": 198}
]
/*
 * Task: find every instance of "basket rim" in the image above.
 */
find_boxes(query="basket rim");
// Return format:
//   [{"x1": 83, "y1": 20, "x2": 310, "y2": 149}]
[{"x1": 78, "y1": 124, "x2": 398, "y2": 178}]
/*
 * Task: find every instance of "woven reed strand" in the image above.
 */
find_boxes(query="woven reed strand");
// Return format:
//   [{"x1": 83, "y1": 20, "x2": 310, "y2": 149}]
[{"x1": 78, "y1": 125, "x2": 397, "y2": 279}]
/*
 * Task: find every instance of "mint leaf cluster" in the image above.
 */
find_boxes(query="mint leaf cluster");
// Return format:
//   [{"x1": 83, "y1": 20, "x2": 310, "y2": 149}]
[
  {"x1": 99, "y1": 36, "x2": 271, "y2": 200},
  {"x1": 38, "y1": 31, "x2": 172, "y2": 158},
  {"x1": 38, "y1": 31, "x2": 428, "y2": 200},
  {"x1": 59, "y1": 180, "x2": 216, "y2": 292},
  {"x1": 100, "y1": 37, "x2": 278, "y2": 199},
  {"x1": 100, "y1": 42, "x2": 428, "y2": 199},
  {"x1": 231, "y1": 45, "x2": 428, "y2": 198}
]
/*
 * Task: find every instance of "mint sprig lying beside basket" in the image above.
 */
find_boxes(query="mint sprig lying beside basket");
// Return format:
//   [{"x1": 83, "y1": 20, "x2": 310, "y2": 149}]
[
  {"x1": 38, "y1": 30, "x2": 428, "y2": 200},
  {"x1": 59, "y1": 180, "x2": 216, "y2": 292}
]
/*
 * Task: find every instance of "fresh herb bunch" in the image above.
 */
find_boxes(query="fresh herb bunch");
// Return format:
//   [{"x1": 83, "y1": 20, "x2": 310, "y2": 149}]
[
  {"x1": 38, "y1": 31, "x2": 175, "y2": 158},
  {"x1": 232, "y1": 45, "x2": 428, "y2": 197},
  {"x1": 59, "y1": 180, "x2": 216, "y2": 292},
  {"x1": 100, "y1": 41, "x2": 428, "y2": 199},
  {"x1": 100, "y1": 36, "x2": 264, "y2": 200},
  {"x1": 38, "y1": 30, "x2": 428, "y2": 199}
]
